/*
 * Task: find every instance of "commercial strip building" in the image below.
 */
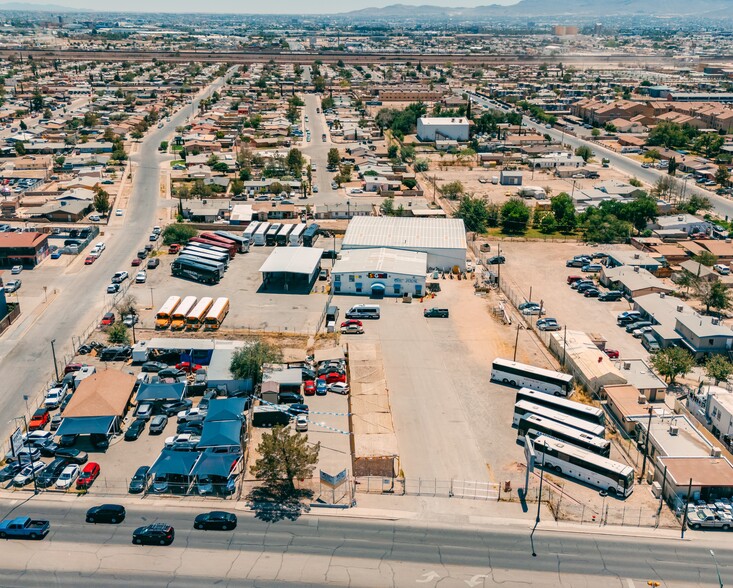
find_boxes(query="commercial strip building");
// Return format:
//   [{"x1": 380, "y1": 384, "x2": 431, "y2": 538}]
[
  {"x1": 332, "y1": 248, "x2": 427, "y2": 298},
  {"x1": 342, "y1": 216, "x2": 467, "y2": 271},
  {"x1": 416, "y1": 117, "x2": 470, "y2": 142}
]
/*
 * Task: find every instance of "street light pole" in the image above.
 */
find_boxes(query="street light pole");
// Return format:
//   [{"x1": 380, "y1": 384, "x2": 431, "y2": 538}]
[
  {"x1": 710, "y1": 550, "x2": 724, "y2": 588},
  {"x1": 530, "y1": 439, "x2": 546, "y2": 557},
  {"x1": 50, "y1": 339, "x2": 60, "y2": 383}
]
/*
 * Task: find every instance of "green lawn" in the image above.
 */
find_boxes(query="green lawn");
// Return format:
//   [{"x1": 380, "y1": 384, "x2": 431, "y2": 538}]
[
  {"x1": 170, "y1": 160, "x2": 186, "y2": 167},
  {"x1": 486, "y1": 227, "x2": 581, "y2": 240}
]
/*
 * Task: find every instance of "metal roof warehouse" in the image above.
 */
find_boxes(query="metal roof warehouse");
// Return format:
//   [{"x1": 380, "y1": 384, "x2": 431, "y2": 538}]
[{"x1": 341, "y1": 217, "x2": 467, "y2": 271}]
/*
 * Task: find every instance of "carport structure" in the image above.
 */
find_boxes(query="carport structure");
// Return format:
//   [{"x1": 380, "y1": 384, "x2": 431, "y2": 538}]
[
  {"x1": 259, "y1": 247, "x2": 323, "y2": 293},
  {"x1": 58, "y1": 370, "x2": 136, "y2": 438},
  {"x1": 135, "y1": 382, "x2": 187, "y2": 403},
  {"x1": 198, "y1": 420, "x2": 244, "y2": 449},
  {"x1": 204, "y1": 398, "x2": 247, "y2": 422},
  {"x1": 148, "y1": 449, "x2": 200, "y2": 493}
]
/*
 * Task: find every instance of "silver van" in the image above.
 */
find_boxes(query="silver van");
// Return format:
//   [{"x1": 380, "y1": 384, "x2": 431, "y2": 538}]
[{"x1": 345, "y1": 304, "x2": 381, "y2": 319}]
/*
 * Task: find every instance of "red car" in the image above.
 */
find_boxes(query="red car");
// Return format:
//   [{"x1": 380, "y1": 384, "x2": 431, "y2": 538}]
[
  {"x1": 168, "y1": 244, "x2": 181, "y2": 254},
  {"x1": 84, "y1": 256, "x2": 96, "y2": 265},
  {"x1": 604, "y1": 349, "x2": 620, "y2": 359},
  {"x1": 340, "y1": 319, "x2": 363, "y2": 328},
  {"x1": 76, "y1": 462, "x2": 101, "y2": 489},
  {"x1": 64, "y1": 363, "x2": 83, "y2": 374},
  {"x1": 324, "y1": 372, "x2": 346, "y2": 384},
  {"x1": 100, "y1": 312, "x2": 115, "y2": 326},
  {"x1": 29, "y1": 408, "x2": 50, "y2": 430},
  {"x1": 566, "y1": 275, "x2": 582, "y2": 285},
  {"x1": 131, "y1": 257, "x2": 143, "y2": 267},
  {"x1": 304, "y1": 380, "x2": 316, "y2": 396},
  {"x1": 175, "y1": 362, "x2": 202, "y2": 374}
]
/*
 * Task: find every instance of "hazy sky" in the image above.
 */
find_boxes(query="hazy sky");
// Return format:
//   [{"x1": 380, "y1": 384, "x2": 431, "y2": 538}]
[{"x1": 5, "y1": 0, "x2": 517, "y2": 14}]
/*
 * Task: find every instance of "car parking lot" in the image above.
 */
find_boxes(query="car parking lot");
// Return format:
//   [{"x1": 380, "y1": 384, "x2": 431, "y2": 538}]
[{"x1": 496, "y1": 241, "x2": 649, "y2": 360}]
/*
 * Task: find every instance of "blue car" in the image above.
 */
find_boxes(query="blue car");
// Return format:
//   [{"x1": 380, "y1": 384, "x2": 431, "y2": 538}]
[
  {"x1": 316, "y1": 378, "x2": 327, "y2": 396},
  {"x1": 51, "y1": 250, "x2": 62, "y2": 259}
]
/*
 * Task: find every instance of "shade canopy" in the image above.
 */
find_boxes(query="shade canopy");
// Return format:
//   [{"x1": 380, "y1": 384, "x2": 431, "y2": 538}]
[
  {"x1": 56, "y1": 416, "x2": 115, "y2": 436},
  {"x1": 197, "y1": 420, "x2": 243, "y2": 448}
]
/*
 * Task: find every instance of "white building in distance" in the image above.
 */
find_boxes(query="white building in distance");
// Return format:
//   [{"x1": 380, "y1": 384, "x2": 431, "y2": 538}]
[{"x1": 417, "y1": 117, "x2": 470, "y2": 142}]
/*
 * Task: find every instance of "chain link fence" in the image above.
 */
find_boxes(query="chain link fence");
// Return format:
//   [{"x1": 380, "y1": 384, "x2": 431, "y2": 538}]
[{"x1": 355, "y1": 476, "x2": 500, "y2": 501}]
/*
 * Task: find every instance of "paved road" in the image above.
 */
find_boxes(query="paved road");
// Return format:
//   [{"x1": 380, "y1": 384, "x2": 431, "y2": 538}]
[
  {"x1": 467, "y1": 92, "x2": 733, "y2": 221},
  {"x1": 0, "y1": 496, "x2": 728, "y2": 586},
  {"x1": 0, "y1": 71, "x2": 232, "y2": 443}
]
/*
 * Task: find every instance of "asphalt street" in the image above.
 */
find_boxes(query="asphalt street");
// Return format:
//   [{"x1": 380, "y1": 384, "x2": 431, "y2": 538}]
[
  {"x1": 0, "y1": 497, "x2": 729, "y2": 586},
  {"x1": 0, "y1": 71, "x2": 233, "y2": 443},
  {"x1": 467, "y1": 92, "x2": 733, "y2": 220}
]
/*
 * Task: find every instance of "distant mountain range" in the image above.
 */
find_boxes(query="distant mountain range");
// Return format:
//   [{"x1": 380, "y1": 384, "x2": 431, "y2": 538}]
[
  {"x1": 0, "y1": 2, "x2": 88, "y2": 11},
  {"x1": 343, "y1": 0, "x2": 732, "y2": 17}
]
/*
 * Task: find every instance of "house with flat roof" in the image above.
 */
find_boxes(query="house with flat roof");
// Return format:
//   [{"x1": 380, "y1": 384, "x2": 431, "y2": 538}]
[
  {"x1": 655, "y1": 456, "x2": 733, "y2": 505},
  {"x1": 652, "y1": 214, "x2": 710, "y2": 235},
  {"x1": 636, "y1": 414, "x2": 714, "y2": 460},
  {"x1": 603, "y1": 384, "x2": 658, "y2": 434},
  {"x1": 613, "y1": 358, "x2": 667, "y2": 401},
  {"x1": 605, "y1": 250, "x2": 663, "y2": 274},
  {"x1": 600, "y1": 266, "x2": 673, "y2": 299},
  {"x1": 675, "y1": 314, "x2": 733, "y2": 358}
]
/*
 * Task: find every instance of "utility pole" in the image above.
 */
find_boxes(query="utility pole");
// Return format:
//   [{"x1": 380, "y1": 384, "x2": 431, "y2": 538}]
[
  {"x1": 639, "y1": 405, "x2": 654, "y2": 483},
  {"x1": 513, "y1": 324, "x2": 521, "y2": 361},
  {"x1": 496, "y1": 244, "x2": 501, "y2": 289},
  {"x1": 50, "y1": 339, "x2": 60, "y2": 383},
  {"x1": 530, "y1": 438, "x2": 546, "y2": 557},
  {"x1": 681, "y1": 478, "x2": 693, "y2": 539},
  {"x1": 710, "y1": 550, "x2": 724, "y2": 588}
]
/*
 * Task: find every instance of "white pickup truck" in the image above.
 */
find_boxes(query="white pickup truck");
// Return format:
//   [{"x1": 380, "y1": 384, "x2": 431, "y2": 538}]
[{"x1": 689, "y1": 508, "x2": 733, "y2": 530}]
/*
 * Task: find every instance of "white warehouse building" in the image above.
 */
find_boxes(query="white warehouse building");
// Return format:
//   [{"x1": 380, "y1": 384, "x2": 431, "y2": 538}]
[
  {"x1": 332, "y1": 248, "x2": 427, "y2": 298},
  {"x1": 416, "y1": 117, "x2": 470, "y2": 142},
  {"x1": 341, "y1": 216, "x2": 467, "y2": 271}
]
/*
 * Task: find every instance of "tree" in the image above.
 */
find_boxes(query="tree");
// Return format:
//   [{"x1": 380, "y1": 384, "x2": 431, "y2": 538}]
[
  {"x1": 230, "y1": 339, "x2": 282, "y2": 385},
  {"x1": 650, "y1": 346, "x2": 695, "y2": 385},
  {"x1": 538, "y1": 213, "x2": 557, "y2": 234},
  {"x1": 668, "y1": 157, "x2": 678, "y2": 176},
  {"x1": 413, "y1": 158, "x2": 429, "y2": 172},
  {"x1": 644, "y1": 149, "x2": 661, "y2": 162},
  {"x1": 694, "y1": 251, "x2": 718, "y2": 267},
  {"x1": 629, "y1": 177, "x2": 643, "y2": 187},
  {"x1": 591, "y1": 128, "x2": 601, "y2": 138},
  {"x1": 715, "y1": 165, "x2": 731, "y2": 188},
  {"x1": 574, "y1": 146, "x2": 593, "y2": 162},
  {"x1": 285, "y1": 148, "x2": 305, "y2": 175},
  {"x1": 231, "y1": 179, "x2": 244, "y2": 196},
  {"x1": 625, "y1": 196, "x2": 658, "y2": 232},
  {"x1": 455, "y1": 195, "x2": 490, "y2": 233},
  {"x1": 381, "y1": 197, "x2": 395, "y2": 216},
  {"x1": 212, "y1": 162, "x2": 229, "y2": 173},
  {"x1": 705, "y1": 355, "x2": 733, "y2": 385},
  {"x1": 701, "y1": 280, "x2": 731, "y2": 315},
  {"x1": 159, "y1": 140, "x2": 168, "y2": 152},
  {"x1": 439, "y1": 180, "x2": 464, "y2": 200},
  {"x1": 107, "y1": 322, "x2": 130, "y2": 345},
  {"x1": 402, "y1": 178, "x2": 417, "y2": 189},
  {"x1": 675, "y1": 270, "x2": 698, "y2": 297},
  {"x1": 684, "y1": 194, "x2": 712, "y2": 215},
  {"x1": 313, "y1": 75, "x2": 326, "y2": 93},
  {"x1": 387, "y1": 144, "x2": 398, "y2": 159},
  {"x1": 550, "y1": 192, "x2": 576, "y2": 232},
  {"x1": 19, "y1": 120, "x2": 27, "y2": 131},
  {"x1": 162, "y1": 223, "x2": 197, "y2": 245},
  {"x1": 14, "y1": 142, "x2": 26, "y2": 156},
  {"x1": 93, "y1": 187, "x2": 110, "y2": 215},
  {"x1": 327, "y1": 148, "x2": 340, "y2": 169},
  {"x1": 250, "y1": 425, "x2": 320, "y2": 492},
  {"x1": 500, "y1": 198, "x2": 531, "y2": 234}
]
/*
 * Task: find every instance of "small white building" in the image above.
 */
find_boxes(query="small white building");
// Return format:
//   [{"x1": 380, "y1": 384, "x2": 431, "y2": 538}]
[
  {"x1": 417, "y1": 117, "x2": 470, "y2": 142},
  {"x1": 332, "y1": 248, "x2": 427, "y2": 298}
]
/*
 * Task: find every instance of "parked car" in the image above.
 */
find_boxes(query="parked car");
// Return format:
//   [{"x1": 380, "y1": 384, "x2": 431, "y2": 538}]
[
  {"x1": 86, "y1": 504, "x2": 125, "y2": 524},
  {"x1": 76, "y1": 462, "x2": 101, "y2": 490},
  {"x1": 328, "y1": 382, "x2": 350, "y2": 395},
  {"x1": 521, "y1": 305, "x2": 545, "y2": 316},
  {"x1": 278, "y1": 392, "x2": 304, "y2": 404},
  {"x1": 626, "y1": 320, "x2": 652, "y2": 334},
  {"x1": 135, "y1": 402, "x2": 154, "y2": 420},
  {"x1": 576, "y1": 282, "x2": 597, "y2": 294},
  {"x1": 714, "y1": 264, "x2": 731, "y2": 275},
  {"x1": 193, "y1": 511, "x2": 237, "y2": 531},
  {"x1": 177, "y1": 408, "x2": 207, "y2": 424},
  {"x1": 583, "y1": 288, "x2": 601, "y2": 298},
  {"x1": 35, "y1": 458, "x2": 69, "y2": 488},
  {"x1": 55, "y1": 464, "x2": 80, "y2": 489},
  {"x1": 341, "y1": 324, "x2": 364, "y2": 334},
  {"x1": 3, "y1": 279, "x2": 21, "y2": 293},
  {"x1": 135, "y1": 270, "x2": 147, "y2": 283},
  {"x1": 340, "y1": 319, "x2": 362, "y2": 328},
  {"x1": 160, "y1": 399, "x2": 192, "y2": 416},
  {"x1": 149, "y1": 415, "x2": 168, "y2": 435},
  {"x1": 13, "y1": 462, "x2": 47, "y2": 486},
  {"x1": 44, "y1": 384, "x2": 68, "y2": 409},
  {"x1": 58, "y1": 434, "x2": 78, "y2": 447},
  {"x1": 132, "y1": 523, "x2": 175, "y2": 546},
  {"x1": 487, "y1": 256, "x2": 506, "y2": 265},
  {"x1": 315, "y1": 378, "x2": 328, "y2": 396},
  {"x1": 29, "y1": 408, "x2": 50, "y2": 430},
  {"x1": 84, "y1": 256, "x2": 96, "y2": 265},
  {"x1": 10, "y1": 265, "x2": 22, "y2": 275},
  {"x1": 536, "y1": 318, "x2": 561, "y2": 331},
  {"x1": 106, "y1": 283, "x2": 120, "y2": 294},
  {"x1": 617, "y1": 311, "x2": 642, "y2": 325},
  {"x1": 111, "y1": 271, "x2": 128, "y2": 283},
  {"x1": 566, "y1": 275, "x2": 583, "y2": 285},
  {"x1": 304, "y1": 380, "x2": 316, "y2": 396},
  {"x1": 129, "y1": 466, "x2": 150, "y2": 494},
  {"x1": 147, "y1": 258, "x2": 160, "y2": 269},
  {"x1": 99, "y1": 346, "x2": 131, "y2": 361},
  {"x1": 54, "y1": 448, "x2": 88, "y2": 464},
  {"x1": 0, "y1": 463, "x2": 23, "y2": 483},
  {"x1": 424, "y1": 308, "x2": 449, "y2": 318},
  {"x1": 598, "y1": 291, "x2": 624, "y2": 302},
  {"x1": 582, "y1": 264, "x2": 603, "y2": 273},
  {"x1": 571, "y1": 279, "x2": 593, "y2": 290},
  {"x1": 295, "y1": 415, "x2": 309, "y2": 432},
  {"x1": 100, "y1": 312, "x2": 115, "y2": 326},
  {"x1": 124, "y1": 419, "x2": 147, "y2": 441},
  {"x1": 604, "y1": 349, "x2": 620, "y2": 359}
]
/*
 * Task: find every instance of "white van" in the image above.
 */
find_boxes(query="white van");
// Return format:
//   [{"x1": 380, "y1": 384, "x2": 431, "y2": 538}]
[{"x1": 345, "y1": 304, "x2": 381, "y2": 319}]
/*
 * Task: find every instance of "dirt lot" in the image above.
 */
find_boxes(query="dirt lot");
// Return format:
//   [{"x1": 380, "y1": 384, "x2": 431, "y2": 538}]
[{"x1": 494, "y1": 240, "x2": 653, "y2": 360}]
